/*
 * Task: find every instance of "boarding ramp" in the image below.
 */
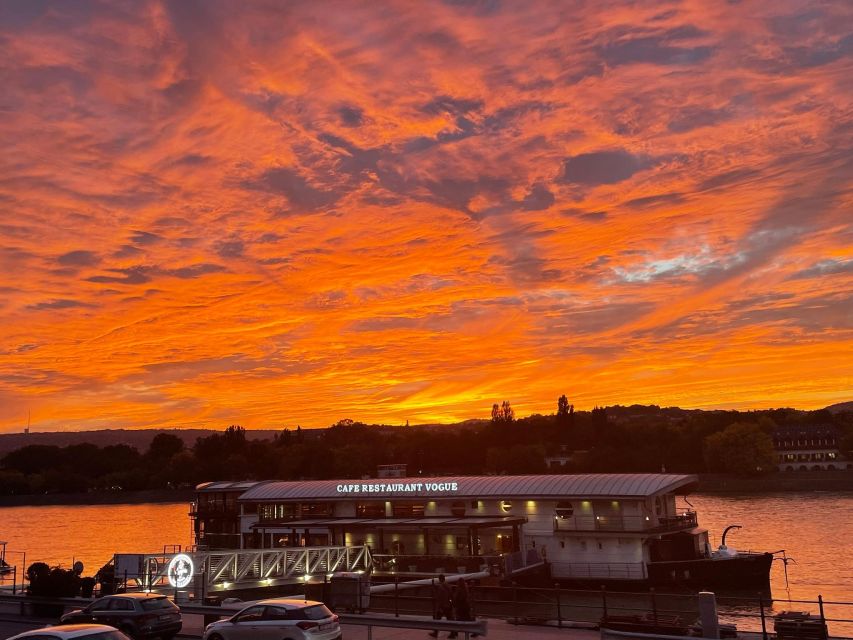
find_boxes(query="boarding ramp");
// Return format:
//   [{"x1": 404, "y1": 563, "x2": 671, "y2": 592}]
[{"x1": 114, "y1": 544, "x2": 372, "y2": 594}]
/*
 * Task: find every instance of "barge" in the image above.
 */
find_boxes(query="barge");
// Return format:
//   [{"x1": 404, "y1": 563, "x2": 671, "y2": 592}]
[{"x1": 191, "y1": 474, "x2": 773, "y2": 590}]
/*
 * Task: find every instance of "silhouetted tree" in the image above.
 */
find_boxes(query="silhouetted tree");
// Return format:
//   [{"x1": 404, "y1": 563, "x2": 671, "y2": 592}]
[
  {"x1": 501, "y1": 400, "x2": 515, "y2": 422},
  {"x1": 147, "y1": 433, "x2": 184, "y2": 460},
  {"x1": 557, "y1": 395, "x2": 574, "y2": 425},
  {"x1": 491, "y1": 403, "x2": 501, "y2": 423}
]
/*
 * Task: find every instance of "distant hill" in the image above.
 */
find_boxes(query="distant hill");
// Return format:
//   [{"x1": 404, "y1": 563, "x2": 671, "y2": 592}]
[
  {"x1": 0, "y1": 428, "x2": 286, "y2": 455},
  {"x1": 825, "y1": 401, "x2": 853, "y2": 414}
]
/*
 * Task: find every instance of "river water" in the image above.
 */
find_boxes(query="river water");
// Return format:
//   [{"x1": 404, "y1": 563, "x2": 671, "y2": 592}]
[{"x1": 1, "y1": 492, "x2": 851, "y2": 634}]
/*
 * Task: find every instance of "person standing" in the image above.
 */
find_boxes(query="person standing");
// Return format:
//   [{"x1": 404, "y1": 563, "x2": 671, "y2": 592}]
[
  {"x1": 428, "y1": 574, "x2": 454, "y2": 638},
  {"x1": 453, "y1": 579, "x2": 477, "y2": 638}
]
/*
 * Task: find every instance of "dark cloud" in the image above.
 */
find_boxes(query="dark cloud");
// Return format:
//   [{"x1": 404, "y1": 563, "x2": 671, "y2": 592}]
[
  {"x1": 667, "y1": 106, "x2": 731, "y2": 133},
  {"x1": 86, "y1": 263, "x2": 226, "y2": 285},
  {"x1": 420, "y1": 95, "x2": 484, "y2": 116},
  {"x1": 561, "y1": 208, "x2": 609, "y2": 222},
  {"x1": 697, "y1": 168, "x2": 762, "y2": 191},
  {"x1": 521, "y1": 182, "x2": 555, "y2": 211},
  {"x1": 130, "y1": 230, "x2": 163, "y2": 245},
  {"x1": 338, "y1": 105, "x2": 364, "y2": 127},
  {"x1": 169, "y1": 153, "x2": 212, "y2": 167},
  {"x1": 623, "y1": 193, "x2": 685, "y2": 209},
  {"x1": 58, "y1": 250, "x2": 100, "y2": 267},
  {"x1": 114, "y1": 245, "x2": 143, "y2": 259},
  {"x1": 243, "y1": 167, "x2": 340, "y2": 213},
  {"x1": 783, "y1": 34, "x2": 853, "y2": 68},
  {"x1": 27, "y1": 298, "x2": 95, "y2": 311},
  {"x1": 559, "y1": 150, "x2": 651, "y2": 186},
  {"x1": 215, "y1": 238, "x2": 245, "y2": 258},
  {"x1": 87, "y1": 266, "x2": 152, "y2": 285},
  {"x1": 598, "y1": 31, "x2": 714, "y2": 67},
  {"x1": 164, "y1": 263, "x2": 227, "y2": 279}
]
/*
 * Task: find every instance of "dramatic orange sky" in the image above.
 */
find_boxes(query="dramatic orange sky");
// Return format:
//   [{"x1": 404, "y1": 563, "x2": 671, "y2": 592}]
[{"x1": 1, "y1": 1, "x2": 851, "y2": 432}]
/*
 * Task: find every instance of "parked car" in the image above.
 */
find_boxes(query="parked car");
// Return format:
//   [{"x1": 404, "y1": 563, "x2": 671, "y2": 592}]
[
  {"x1": 203, "y1": 598, "x2": 341, "y2": 640},
  {"x1": 7, "y1": 624, "x2": 132, "y2": 640},
  {"x1": 60, "y1": 593, "x2": 181, "y2": 640}
]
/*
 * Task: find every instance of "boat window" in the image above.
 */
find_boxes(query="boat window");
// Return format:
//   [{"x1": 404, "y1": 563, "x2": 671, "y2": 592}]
[
  {"x1": 356, "y1": 502, "x2": 385, "y2": 517},
  {"x1": 393, "y1": 501, "x2": 426, "y2": 517},
  {"x1": 301, "y1": 502, "x2": 333, "y2": 517},
  {"x1": 555, "y1": 501, "x2": 574, "y2": 519},
  {"x1": 451, "y1": 501, "x2": 466, "y2": 517}
]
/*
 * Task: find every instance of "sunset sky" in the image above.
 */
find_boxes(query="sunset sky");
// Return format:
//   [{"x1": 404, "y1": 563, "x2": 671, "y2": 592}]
[{"x1": 1, "y1": 0, "x2": 851, "y2": 433}]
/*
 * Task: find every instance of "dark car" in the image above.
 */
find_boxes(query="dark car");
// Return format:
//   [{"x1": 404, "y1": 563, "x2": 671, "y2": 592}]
[{"x1": 60, "y1": 594, "x2": 181, "y2": 640}]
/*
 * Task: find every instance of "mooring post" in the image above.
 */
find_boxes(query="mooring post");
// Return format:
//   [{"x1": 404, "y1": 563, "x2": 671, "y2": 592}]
[
  {"x1": 601, "y1": 585, "x2": 608, "y2": 620},
  {"x1": 759, "y1": 593, "x2": 768, "y2": 640},
  {"x1": 513, "y1": 581, "x2": 519, "y2": 624},
  {"x1": 12, "y1": 566, "x2": 16, "y2": 595},
  {"x1": 698, "y1": 591, "x2": 720, "y2": 639},
  {"x1": 651, "y1": 587, "x2": 658, "y2": 624},
  {"x1": 555, "y1": 583, "x2": 562, "y2": 629},
  {"x1": 394, "y1": 575, "x2": 399, "y2": 617}
]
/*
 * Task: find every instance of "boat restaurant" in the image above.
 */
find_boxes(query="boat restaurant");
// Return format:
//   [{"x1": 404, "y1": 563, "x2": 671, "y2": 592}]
[{"x1": 194, "y1": 473, "x2": 723, "y2": 584}]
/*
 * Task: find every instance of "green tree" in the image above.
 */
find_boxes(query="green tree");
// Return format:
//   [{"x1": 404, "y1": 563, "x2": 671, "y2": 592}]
[{"x1": 703, "y1": 422, "x2": 776, "y2": 475}]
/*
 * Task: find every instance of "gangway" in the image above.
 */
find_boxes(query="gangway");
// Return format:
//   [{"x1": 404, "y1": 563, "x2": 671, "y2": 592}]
[{"x1": 115, "y1": 545, "x2": 372, "y2": 594}]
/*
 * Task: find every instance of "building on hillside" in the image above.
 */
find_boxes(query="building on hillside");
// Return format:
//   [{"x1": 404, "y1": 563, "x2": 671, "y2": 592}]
[{"x1": 773, "y1": 424, "x2": 849, "y2": 471}]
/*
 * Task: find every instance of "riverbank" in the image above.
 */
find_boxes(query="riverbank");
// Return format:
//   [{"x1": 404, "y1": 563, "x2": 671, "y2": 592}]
[
  {"x1": 0, "y1": 488, "x2": 194, "y2": 507},
  {"x1": 697, "y1": 471, "x2": 853, "y2": 493}
]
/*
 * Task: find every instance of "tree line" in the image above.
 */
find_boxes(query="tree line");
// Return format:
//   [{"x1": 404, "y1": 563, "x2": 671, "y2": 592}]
[{"x1": 1, "y1": 401, "x2": 852, "y2": 495}]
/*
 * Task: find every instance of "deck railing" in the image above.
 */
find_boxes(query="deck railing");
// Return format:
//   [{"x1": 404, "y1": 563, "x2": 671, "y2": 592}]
[{"x1": 553, "y1": 512, "x2": 697, "y2": 533}]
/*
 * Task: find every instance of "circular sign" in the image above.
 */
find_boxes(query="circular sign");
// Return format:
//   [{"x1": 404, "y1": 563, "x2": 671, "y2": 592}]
[{"x1": 167, "y1": 554, "x2": 194, "y2": 589}]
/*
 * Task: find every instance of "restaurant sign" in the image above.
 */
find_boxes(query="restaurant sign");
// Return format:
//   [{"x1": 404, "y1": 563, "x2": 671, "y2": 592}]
[{"x1": 336, "y1": 481, "x2": 459, "y2": 494}]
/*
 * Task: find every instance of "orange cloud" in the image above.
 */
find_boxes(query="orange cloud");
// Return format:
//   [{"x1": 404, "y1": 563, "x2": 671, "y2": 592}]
[{"x1": 0, "y1": 0, "x2": 851, "y2": 431}]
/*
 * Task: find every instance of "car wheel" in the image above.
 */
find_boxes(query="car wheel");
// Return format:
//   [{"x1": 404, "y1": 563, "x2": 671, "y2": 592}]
[{"x1": 208, "y1": 633, "x2": 225, "y2": 640}]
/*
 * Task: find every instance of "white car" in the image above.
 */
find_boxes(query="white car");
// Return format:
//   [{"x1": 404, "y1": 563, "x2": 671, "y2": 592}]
[
  {"x1": 203, "y1": 598, "x2": 341, "y2": 640},
  {"x1": 7, "y1": 624, "x2": 131, "y2": 640}
]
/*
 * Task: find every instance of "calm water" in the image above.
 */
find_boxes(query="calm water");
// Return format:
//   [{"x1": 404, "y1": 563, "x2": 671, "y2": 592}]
[{"x1": 2, "y1": 493, "x2": 852, "y2": 632}]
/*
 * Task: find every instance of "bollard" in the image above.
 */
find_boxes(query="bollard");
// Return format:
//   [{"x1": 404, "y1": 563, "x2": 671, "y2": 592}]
[
  {"x1": 601, "y1": 585, "x2": 608, "y2": 620},
  {"x1": 650, "y1": 587, "x2": 658, "y2": 625},
  {"x1": 394, "y1": 576, "x2": 399, "y2": 617},
  {"x1": 12, "y1": 566, "x2": 17, "y2": 595},
  {"x1": 555, "y1": 583, "x2": 562, "y2": 629},
  {"x1": 698, "y1": 591, "x2": 720, "y2": 639},
  {"x1": 759, "y1": 593, "x2": 768, "y2": 640}
]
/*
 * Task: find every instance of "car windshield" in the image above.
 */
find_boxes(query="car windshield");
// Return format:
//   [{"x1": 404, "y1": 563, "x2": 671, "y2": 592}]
[
  {"x1": 140, "y1": 598, "x2": 176, "y2": 611},
  {"x1": 298, "y1": 604, "x2": 334, "y2": 621}
]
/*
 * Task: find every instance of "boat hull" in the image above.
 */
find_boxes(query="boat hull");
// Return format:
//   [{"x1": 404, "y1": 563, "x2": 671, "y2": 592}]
[{"x1": 646, "y1": 552, "x2": 773, "y2": 590}]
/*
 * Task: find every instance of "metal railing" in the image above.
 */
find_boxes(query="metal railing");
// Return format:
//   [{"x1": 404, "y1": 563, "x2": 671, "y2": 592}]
[
  {"x1": 550, "y1": 561, "x2": 647, "y2": 580},
  {"x1": 372, "y1": 554, "x2": 502, "y2": 575},
  {"x1": 4, "y1": 585, "x2": 853, "y2": 639},
  {"x1": 123, "y1": 545, "x2": 372, "y2": 593},
  {"x1": 554, "y1": 512, "x2": 698, "y2": 533}
]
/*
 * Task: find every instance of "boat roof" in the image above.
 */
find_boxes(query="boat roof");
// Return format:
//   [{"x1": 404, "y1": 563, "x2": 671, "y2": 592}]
[
  {"x1": 196, "y1": 480, "x2": 268, "y2": 492},
  {"x1": 238, "y1": 474, "x2": 698, "y2": 502}
]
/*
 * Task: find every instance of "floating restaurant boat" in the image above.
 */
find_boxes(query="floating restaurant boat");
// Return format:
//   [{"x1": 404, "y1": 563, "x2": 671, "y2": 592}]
[{"x1": 191, "y1": 473, "x2": 773, "y2": 590}]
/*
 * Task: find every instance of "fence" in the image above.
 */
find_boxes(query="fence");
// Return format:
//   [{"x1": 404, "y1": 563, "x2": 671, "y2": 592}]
[{"x1": 362, "y1": 582, "x2": 853, "y2": 638}]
